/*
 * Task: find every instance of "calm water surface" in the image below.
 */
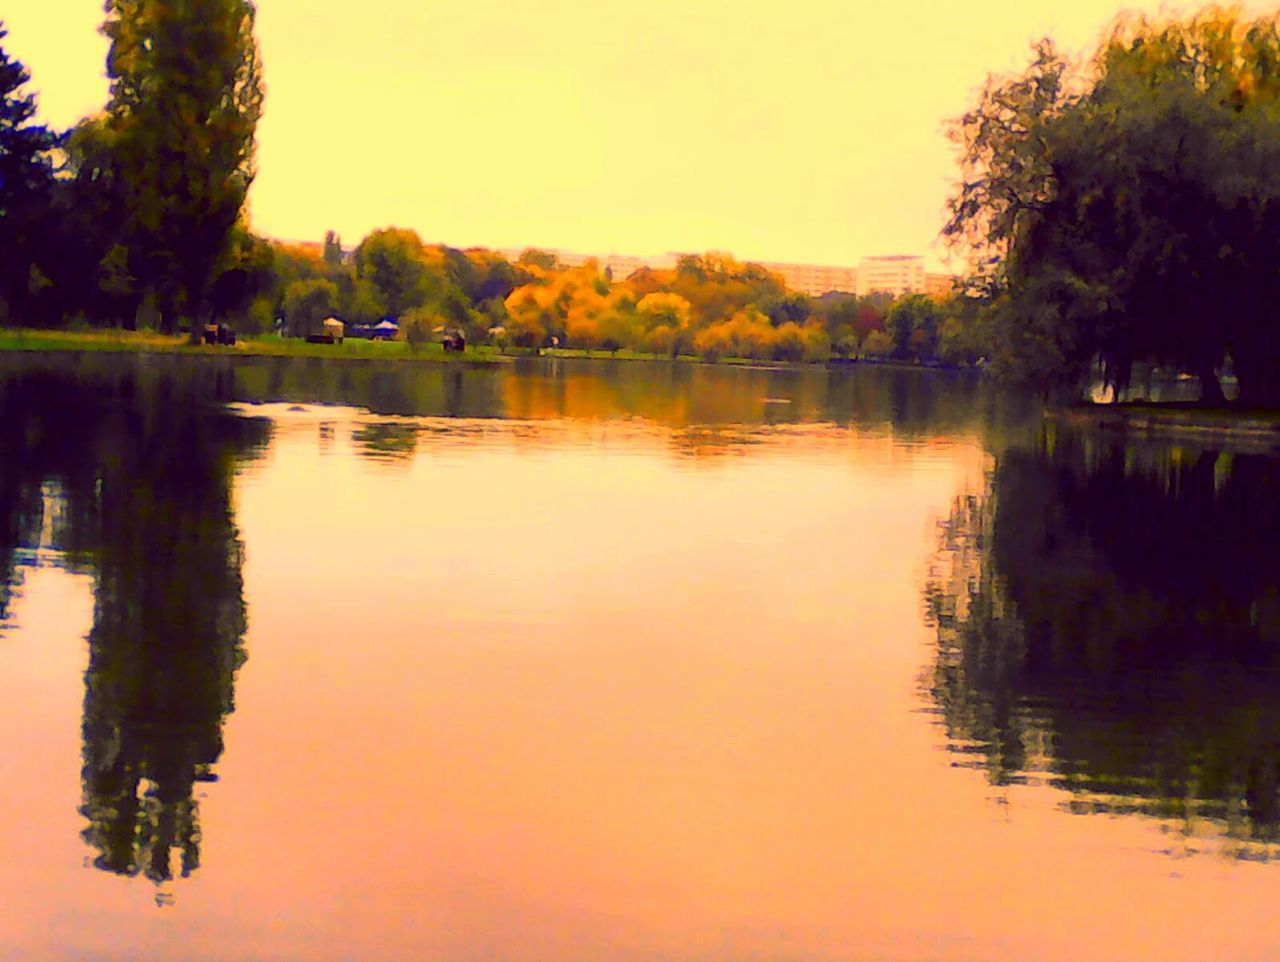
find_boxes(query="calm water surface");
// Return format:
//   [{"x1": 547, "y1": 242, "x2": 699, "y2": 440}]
[{"x1": 1, "y1": 354, "x2": 1278, "y2": 962}]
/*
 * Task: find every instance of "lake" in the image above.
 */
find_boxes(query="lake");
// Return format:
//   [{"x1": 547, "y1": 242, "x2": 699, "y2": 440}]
[{"x1": 1, "y1": 353, "x2": 1278, "y2": 962}]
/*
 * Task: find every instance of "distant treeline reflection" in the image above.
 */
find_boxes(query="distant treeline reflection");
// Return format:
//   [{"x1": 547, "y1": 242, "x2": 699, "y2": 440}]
[
  {"x1": 0, "y1": 361, "x2": 268, "y2": 885},
  {"x1": 925, "y1": 426, "x2": 1280, "y2": 855}
]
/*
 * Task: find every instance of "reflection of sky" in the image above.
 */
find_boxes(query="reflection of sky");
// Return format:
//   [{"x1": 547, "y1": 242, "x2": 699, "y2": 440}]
[{"x1": 2, "y1": 407, "x2": 1279, "y2": 962}]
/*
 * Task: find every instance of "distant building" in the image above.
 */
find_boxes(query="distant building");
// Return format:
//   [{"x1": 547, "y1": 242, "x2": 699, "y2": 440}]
[
  {"x1": 925, "y1": 273, "x2": 959, "y2": 298},
  {"x1": 497, "y1": 247, "x2": 680, "y2": 279},
  {"x1": 600, "y1": 253, "x2": 679, "y2": 279},
  {"x1": 754, "y1": 261, "x2": 858, "y2": 297},
  {"x1": 496, "y1": 247, "x2": 948, "y2": 301},
  {"x1": 857, "y1": 255, "x2": 927, "y2": 298}
]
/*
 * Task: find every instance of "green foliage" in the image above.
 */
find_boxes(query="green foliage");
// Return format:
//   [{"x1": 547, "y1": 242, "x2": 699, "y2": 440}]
[
  {"x1": 885, "y1": 295, "x2": 943, "y2": 361},
  {"x1": 401, "y1": 306, "x2": 437, "y2": 351},
  {"x1": 323, "y1": 230, "x2": 343, "y2": 267},
  {"x1": 947, "y1": 10, "x2": 1280, "y2": 404},
  {"x1": 282, "y1": 278, "x2": 337, "y2": 337},
  {"x1": 354, "y1": 228, "x2": 430, "y2": 318},
  {"x1": 100, "y1": 0, "x2": 264, "y2": 335},
  {"x1": 0, "y1": 23, "x2": 56, "y2": 213},
  {"x1": 763, "y1": 292, "x2": 813, "y2": 327},
  {"x1": 0, "y1": 22, "x2": 59, "y2": 320},
  {"x1": 244, "y1": 294, "x2": 275, "y2": 335}
]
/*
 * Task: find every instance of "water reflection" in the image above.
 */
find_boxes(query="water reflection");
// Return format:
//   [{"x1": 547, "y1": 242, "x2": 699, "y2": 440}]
[
  {"x1": 925, "y1": 424, "x2": 1280, "y2": 855},
  {"x1": 0, "y1": 361, "x2": 268, "y2": 889},
  {"x1": 5, "y1": 352, "x2": 1026, "y2": 433}
]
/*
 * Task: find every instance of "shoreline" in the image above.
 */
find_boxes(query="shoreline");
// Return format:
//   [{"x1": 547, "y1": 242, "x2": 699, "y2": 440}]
[
  {"x1": 1049, "y1": 401, "x2": 1280, "y2": 448},
  {"x1": 0, "y1": 328, "x2": 505, "y2": 366},
  {"x1": 0, "y1": 327, "x2": 980, "y2": 374}
]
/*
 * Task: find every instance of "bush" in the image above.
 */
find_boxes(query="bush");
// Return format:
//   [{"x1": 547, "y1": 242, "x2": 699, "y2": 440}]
[
  {"x1": 401, "y1": 306, "x2": 438, "y2": 352},
  {"x1": 770, "y1": 322, "x2": 805, "y2": 362},
  {"x1": 863, "y1": 329, "x2": 894, "y2": 357}
]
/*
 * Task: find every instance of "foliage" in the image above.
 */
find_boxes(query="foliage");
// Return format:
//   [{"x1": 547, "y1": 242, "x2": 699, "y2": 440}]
[
  {"x1": 885, "y1": 294, "x2": 944, "y2": 361},
  {"x1": 282, "y1": 278, "x2": 337, "y2": 337},
  {"x1": 946, "y1": 9, "x2": 1280, "y2": 404},
  {"x1": 862, "y1": 329, "x2": 894, "y2": 357},
  {"x1": 401, "y1": 306, "x2": 437, "y2": 351},
  {"x1": 100, "y1": 0, "x2": 264, "y2": 336},
  {"x1": 354, "y1": 228, "x2": 432, "y2": 318},
  {"x1": 0, "y1": 23, "x2": 59, "y2": 322}
]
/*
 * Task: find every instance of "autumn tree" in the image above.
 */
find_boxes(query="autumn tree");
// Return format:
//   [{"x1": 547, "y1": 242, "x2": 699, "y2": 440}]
[{"x1": 101, "y1": 0, "x2": 264, "y2": 336}]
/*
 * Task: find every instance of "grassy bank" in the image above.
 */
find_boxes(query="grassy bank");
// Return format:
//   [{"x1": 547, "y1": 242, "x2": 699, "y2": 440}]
[
  {"x1": 0, "y1": 327, "x2": 974, "y2": 373},
  {"x1": 0, "y1": 328, "x2": 506, "y2": 364}
]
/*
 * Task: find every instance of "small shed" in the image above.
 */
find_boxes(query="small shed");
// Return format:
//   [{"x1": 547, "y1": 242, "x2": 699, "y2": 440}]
[
  {"x1": 323, "y1": 317, "x2": 345, "y2": 343},
  {"x1": 371, "y1": 319, "x2": 400, "y2": 340}
]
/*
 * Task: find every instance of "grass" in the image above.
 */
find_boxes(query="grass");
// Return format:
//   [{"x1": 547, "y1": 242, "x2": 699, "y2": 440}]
[
  {"x1": 0, "y1": 326, "x2": 952, "y2": 371},
  {"x1": 0, "y1": 328, "x2": 842, "y2": 369},
  {"x1": 0, "y1": 327, "x2": 505, "y2": 364}
]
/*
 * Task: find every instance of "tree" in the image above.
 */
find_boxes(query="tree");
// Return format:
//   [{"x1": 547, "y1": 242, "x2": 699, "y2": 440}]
[
  {"x1": 354, "y1": 228, "x2": 431, "y2": 318},
  {"x1": 401, "y1": 306, "x2": 436, "y2": 352},
  {"x1": 101, "y1": 0, "x2": 264, "y2": 337},
  {"x1": 518, "y1": 248, "x2": 561, "y2": 272},
  {"x1": 862, "y1": 329, "x2": 893, "y2": 358},
  {"x1": 763, "y1": 292, "x2": 812, "y2": 327},
  {"x1": 0, "y1": 22, "x2": 59, "y2": 322},
  {"x1": 946, "y1": 12, "x2": 1280, "y2": 405},
  {"x1": 885, "y1": 295, "x2": 943, "y2": 361},
  {"x1": 282, "y1": 278, "x2": 337, "y2": 337},
  {"x1": 323, "y1": 230, "x2": 343, "y2": 268}
]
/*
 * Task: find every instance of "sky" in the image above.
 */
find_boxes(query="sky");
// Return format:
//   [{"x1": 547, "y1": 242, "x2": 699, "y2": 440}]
[{"x1": 2, "y1": 0, "x2": 1222, "y2": 270}]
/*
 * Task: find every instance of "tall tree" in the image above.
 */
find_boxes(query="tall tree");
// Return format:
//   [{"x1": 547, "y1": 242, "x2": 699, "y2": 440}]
[
  {"x1": 945, "y1": 12, "x2": 1280, "y2": 405},
  {"x1": 322, "y1": 229, "x2": 343, "y2": 268},
  {"x1": 0, "y1": 22, "x2": 58, "y2": 323},
  {"x1": 101, "y1": 0, "x2": 264, "y2": 336},
  {"x1": 353, "y1": 228, "x2": 432, "y2": 318}
]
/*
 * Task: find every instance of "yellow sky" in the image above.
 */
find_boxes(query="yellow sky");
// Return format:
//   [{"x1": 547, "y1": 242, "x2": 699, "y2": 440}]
[{"x1": 2, "y1": 1, "x2": 1232, "y2": 269}]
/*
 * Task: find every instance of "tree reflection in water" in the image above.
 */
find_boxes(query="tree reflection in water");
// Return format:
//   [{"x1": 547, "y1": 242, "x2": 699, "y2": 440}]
[
  {"x1": 0, "y1": 360, "x2": 268, "y2": 890},
  {"x1": 925, "y1": 424, "x2": 1280, "y2": 856}
]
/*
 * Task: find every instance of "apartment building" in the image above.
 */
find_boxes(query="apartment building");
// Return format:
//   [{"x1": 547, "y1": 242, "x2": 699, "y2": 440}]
[
  {"x1": 498, "y1": 248, "x2": 678, "y2": 278},
  {"x1": 857, "y1": 255, "x2": 927, "y2": 298},
  {"x1": 754, "y1": 261, "x2": 858, "y2": 297},
  {"x1": 496, "y1": 246, "x2": 943, "y2": 301}
]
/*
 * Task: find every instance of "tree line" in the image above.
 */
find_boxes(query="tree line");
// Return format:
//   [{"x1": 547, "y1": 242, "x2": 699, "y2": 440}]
[
  {"x1": 946, "y1": 7, "x2": 1280, "y2": 406},
  {"x1": 0, "y1": 8, "x2": 986, "y2": 364},
  {"x1": 267, "y1": 235, "x2": 985, "y2": 364},
  {"x1": 0, "y1": 3, "x2": 261, "y2": 338}
]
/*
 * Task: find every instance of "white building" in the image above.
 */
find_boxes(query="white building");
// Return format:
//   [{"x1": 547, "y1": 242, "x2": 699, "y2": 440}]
[
  {"x1": 857, "y1": 255, "x2": 927, "y2": 298},
  {"x1": 498, "y1": 248, "x2": 678, "y2": 278},
  {"x1": 754, "y1": 261, "x2": 858, "y2": 297}
]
